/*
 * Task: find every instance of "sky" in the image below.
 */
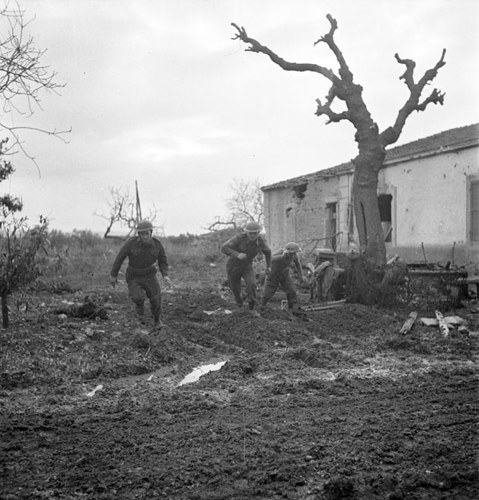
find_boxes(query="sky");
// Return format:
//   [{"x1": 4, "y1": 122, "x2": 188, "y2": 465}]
[{"x1": 3, "y1": 0, "x2": 479, "y2": 236}]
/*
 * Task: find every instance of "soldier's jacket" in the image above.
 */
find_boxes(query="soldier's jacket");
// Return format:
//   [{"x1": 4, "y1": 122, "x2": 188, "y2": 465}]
[
  {"x1": 110, "y1": 237, "x2": 169, "y2": 279},
  {"x1": 221, "y1": 233, "x2": 272, "y2": 267},
  {"x1": 270, "y1": 251, "x2": 303, "y2": 277}
]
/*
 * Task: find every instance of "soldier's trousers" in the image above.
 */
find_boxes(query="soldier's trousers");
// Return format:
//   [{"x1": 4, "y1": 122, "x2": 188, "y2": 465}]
[
  {"x1": 226, "y1": 259, "x2": 257, "y2": 307},
  {"x1": 262, "y1": 270, "x2": 297, "y2": 308},
  {"x1": 127, "y1": 274, "x2": 161, "y2": 320}
]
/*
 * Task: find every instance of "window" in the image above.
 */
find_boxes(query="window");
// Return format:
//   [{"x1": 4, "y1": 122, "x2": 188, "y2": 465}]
[
  {"x1": 378, "y1": 194, "x2": 393, "y2": 243},
  {"x1": 472, "y1": 181, "x2": 479, "y2": 242}
]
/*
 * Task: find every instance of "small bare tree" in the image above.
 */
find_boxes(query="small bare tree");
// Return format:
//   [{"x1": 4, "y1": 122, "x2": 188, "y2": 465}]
[
  {"x1": 227, "y1": 177, "x2": 264, "y2": 227},
  {"x1": 208, "y1": 177, "x2": 264, "y2": 231},
  {"x1": 99, "y1": 185, "x2": 160, "y2": 240}
]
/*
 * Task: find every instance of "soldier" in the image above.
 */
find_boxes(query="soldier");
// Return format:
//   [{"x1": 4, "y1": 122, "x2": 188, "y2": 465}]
[
  {"x1": 221, "y1": 221, "x2": 272, "y2": 316},
  {"x1": 110, "y1": 220, "x2": 172, "y2": 329},
  {"x1": 261, "y1": 242, "x2": 305, "y2": 314}
]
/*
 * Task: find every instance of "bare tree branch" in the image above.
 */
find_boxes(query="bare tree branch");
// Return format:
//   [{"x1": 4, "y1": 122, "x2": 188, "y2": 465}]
[
  {"x1": 226, "y1": 177, "x2": 264, "y2": 227},
  {"x1": 314, "y1": 14, "x2": 354, "y2": 85},
  {"x1": 208, "y1": 177, "x2": 264, "y2": 231},
  {"x1": 231, "y1": 22, "x2": 338, "y2": 81},
  {"x1": 207, "y1": 219, "x2": 237, "y2": 232},
  {"x1": 0, "y1": 1, "x2": 70, "y2": 172},
  {"x1": 232, "y1": 16, "x2": 370, "y2": 128},
  {"x1": 380, "y1": 49, "x2": 446, "y2": 146}
]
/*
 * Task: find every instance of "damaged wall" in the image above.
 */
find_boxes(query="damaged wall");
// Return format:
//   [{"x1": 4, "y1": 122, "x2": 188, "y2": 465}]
[
  {"x1": 264, "y1": 172, "x2": 353, "y2": 253},
  {"x1": 262, "y1": 124, "x2": 479, "y2": 267}
]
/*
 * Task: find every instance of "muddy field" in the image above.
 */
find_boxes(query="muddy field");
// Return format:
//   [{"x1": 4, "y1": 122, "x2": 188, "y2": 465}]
[{"x1": 1, "y1": 263, "x2": 478, "y2": 499}]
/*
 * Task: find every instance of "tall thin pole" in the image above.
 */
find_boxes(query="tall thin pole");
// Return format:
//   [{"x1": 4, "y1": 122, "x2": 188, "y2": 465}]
[{"x1": 135, "y1": 180, "x2": 142, "y2": 222}]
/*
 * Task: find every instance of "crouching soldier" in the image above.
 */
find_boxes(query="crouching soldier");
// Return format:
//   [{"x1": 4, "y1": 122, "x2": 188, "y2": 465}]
[
  {"x1": 221, "y1": 221, "x2": 272, "y2": 317},
  {"x1": 261, "y1": 242, "x2": 305, "y2": 314},
  {"x1": 110, "y1": 220, "x2": 172, "y2": 329}
]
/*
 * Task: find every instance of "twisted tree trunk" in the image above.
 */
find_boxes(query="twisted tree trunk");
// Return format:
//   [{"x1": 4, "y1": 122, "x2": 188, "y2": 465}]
[{"x1": 232, "y1": 14, "x2": 446, "y2": 302}]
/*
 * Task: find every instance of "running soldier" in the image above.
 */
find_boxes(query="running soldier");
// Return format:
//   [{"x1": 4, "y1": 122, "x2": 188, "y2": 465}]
[
  {"x1": 261, "y1": 242, "x2": 305, "y2": 314},
  {"x1": 110, "y1": 220, "x2": 172, "y2": 329},
  {"x1": 221, "y1": 221, "x2": 272, "y2": 316}
]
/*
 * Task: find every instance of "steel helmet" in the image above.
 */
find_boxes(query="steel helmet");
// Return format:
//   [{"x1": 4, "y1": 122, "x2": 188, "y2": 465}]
[
  {"x1": 136, "y1": 220, "x2": 153, "y2": 232},
  {"x1": 245, "y1": 221, "x2": 262, "y2": 232},
  {"x1": 285, "y1": 242, "x2": 301, "y2": 253}
]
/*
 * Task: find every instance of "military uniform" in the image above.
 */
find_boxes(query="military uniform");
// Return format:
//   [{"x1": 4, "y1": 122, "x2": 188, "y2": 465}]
[
  {"x1": 221, "y1": 232, "x2": 272, "y2": 309},
  {"x1": 262, "y1": 251, "x2": 303, "y2": 310},
  {"x1": 110, "y1": 236, "x2": 169, "y2": 323}
]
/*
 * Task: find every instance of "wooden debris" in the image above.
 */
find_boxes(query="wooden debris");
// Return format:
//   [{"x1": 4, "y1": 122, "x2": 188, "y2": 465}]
[
  {"x1": 387, "y1": 255, "x2": 399, "y2": 265},
  {"x1": 85, "y1": 384, "x2": 103, "y2": 397},
  {"x1": 443, "y1": 316, "x2": 466, "y2": 326},
  {"x1": 302, "y1": 299, "x2": 346, "y2": 312},
  {"x1": 420, "y1": 315, "x2": 466, "y2": 327},
  {"x1": 435, "y1": 310, "x2": 450, "y2": 337},
  {"x1": 399, "y1": 311, "x2": 417, "y2": 334},
  {"x1": 421, "y1": 317, "x2": 438, "y2": 326}
]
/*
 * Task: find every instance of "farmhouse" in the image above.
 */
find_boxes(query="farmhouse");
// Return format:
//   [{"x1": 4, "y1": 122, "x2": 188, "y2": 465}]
[{"x1": 262, "y1": 123, "x2": 479, "y2": 269}]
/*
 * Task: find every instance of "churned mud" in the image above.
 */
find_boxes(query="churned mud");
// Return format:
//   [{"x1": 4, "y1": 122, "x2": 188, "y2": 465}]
[{"x1": 1, "y1": 267, "x2": 478, "y2": 499}]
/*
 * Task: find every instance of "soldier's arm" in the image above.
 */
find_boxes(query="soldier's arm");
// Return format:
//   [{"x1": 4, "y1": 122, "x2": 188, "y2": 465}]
[
  {"x1": 260, "y1": 239, "x2": 272, "y2": 268},
  {"x1": 221, "y1": 235, "x2": 242, "y2": 258},
  {"x1": 110, "y1": 241, "x2": 131, "y2": 277},
  {"x1": 293, "y1": 254, "x2": 304, "y2": 278},
  {"x1": 156, "y1": 241, "x2": 170, "y2": 277},
  {"x1": 271, "y1": 254, "x2": 283, "y2": 264}
]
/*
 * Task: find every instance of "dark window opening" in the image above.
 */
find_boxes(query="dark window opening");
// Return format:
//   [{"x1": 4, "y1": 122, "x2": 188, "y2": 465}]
[
  {"x1": 472, "y1": 181, "x2": 479, "y2": 242},
  {"x1": 293, "y1": 183, "x2": 307, "y2": 199},
  {"x1": 286, "y1": 207, "x2": 293, "y2": 218},
  {"x1": 326, "y1": 202, "x2": 338, "y2": 251},
  {"x1": 378, "y1": 194, "x2": 392, "y2": 243}
]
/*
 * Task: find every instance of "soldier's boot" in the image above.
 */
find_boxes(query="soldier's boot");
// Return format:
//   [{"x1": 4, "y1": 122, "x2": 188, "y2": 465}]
[
  {"x1": 153, "y1": 312, "x2": 165, "y2": 329},
  {"x1": 247, "y1": 302, "x2": 261, "y2": 318},
  {"x1": 259, "y1": 300, "x2": 267, "y2": 315},
  {"x1": 289, "y1": 304, "x2": 306, "y2": 317},
  {"x1": 135, "y1": 303, "x2": 146, "y2": 324}
]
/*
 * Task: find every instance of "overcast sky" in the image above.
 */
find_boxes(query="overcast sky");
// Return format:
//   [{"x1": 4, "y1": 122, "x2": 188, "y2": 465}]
[{"x1": 3, "y1": 0, "x2": 479, "y2": 236}]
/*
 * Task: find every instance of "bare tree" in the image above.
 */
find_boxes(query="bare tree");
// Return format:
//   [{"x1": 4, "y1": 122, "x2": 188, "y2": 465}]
[
  {"x1": 232, "y1": 15, "x2": 445, "y2": 268},
  {"x1": 0, "y1": 0, "x2": 70, "y2": 167},
  {"x1": 98, "y1": 185, "x2": 160, "y2": 240},
  {"x1": 227, "y1": 177, "x2": 264, "y2": 227},
  {"x1": 208, "y1": 177, "x2": 264, "y2": 231}
]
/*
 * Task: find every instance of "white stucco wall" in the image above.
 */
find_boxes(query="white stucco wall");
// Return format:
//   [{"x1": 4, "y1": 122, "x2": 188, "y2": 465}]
[{"x1": 378, "y1": 146, "x2": 479, "y2": 264}]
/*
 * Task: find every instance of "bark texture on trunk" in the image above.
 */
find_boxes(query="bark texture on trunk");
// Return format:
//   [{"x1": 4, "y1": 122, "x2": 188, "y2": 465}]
[
  {"x1": 351, "y1": 150, "x2": 387, "y2": 267},
  {"x1": 2, "y1": 293, "x2": 9, "y2": 329}
]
